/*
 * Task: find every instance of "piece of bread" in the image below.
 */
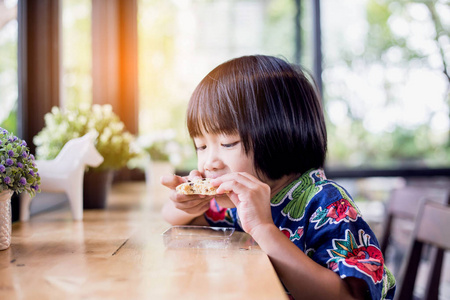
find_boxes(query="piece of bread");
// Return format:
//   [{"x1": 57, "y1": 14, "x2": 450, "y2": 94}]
[{"x1": 176, "y1": 178, "x2": 217, "y2": 195}]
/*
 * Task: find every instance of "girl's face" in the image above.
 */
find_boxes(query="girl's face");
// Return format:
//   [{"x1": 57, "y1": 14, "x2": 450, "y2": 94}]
[{"x1": 193, "y1": 132, "x2": 256, "y2": 208}]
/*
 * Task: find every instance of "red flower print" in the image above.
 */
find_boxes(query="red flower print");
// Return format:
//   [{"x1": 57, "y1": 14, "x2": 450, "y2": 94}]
[
  {"x1": 326, "y1": 199, "x2": 358, "y2": 222},
  {"x1": 327, "y1": 230, "x2": 385, "y2": 284},
  {"x1": 345, "y1": 245, "x2": 384, "y2": 283},
  {"x1": 205, "y1": 199, "x2": 233, "y2": 225},
  {"x1": 328, "y1": 261, "x2": 338, "y2": 271},
  {"x1": 281, "y1": 229, "x2": 291, "y2": 238},
  {"x1": 280, "y1": 227, "x2": 304, "y2": 242}
]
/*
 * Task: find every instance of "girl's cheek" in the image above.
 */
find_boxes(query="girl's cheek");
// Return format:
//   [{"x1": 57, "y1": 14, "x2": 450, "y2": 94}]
[{"x1": 196, "y1": 157, "x2": 205, "y2": 172}]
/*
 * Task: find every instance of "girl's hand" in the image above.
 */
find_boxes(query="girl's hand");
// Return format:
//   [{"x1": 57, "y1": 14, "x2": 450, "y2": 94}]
[
  {"x1": 160, "y1": 170, "x2": 213, "y2": 216},
  {"x1": 211, "y1": 172, "x2": 273, "y2": 237}
]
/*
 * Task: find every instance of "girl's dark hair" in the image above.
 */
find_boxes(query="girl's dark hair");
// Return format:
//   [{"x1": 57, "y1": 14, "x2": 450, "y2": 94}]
[{"x1": 187, "y1": 55, "x2": 327, "y2": 180}]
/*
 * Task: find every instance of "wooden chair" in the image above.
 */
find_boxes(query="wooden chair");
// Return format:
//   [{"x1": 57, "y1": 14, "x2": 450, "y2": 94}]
[
  {"x1": 395, "y1": 201, "x2": 450, "y2": 300},
  {"x1": 379, "y1": 186, "x2": 449, "y2": 279},
  {"x1": 380, "y1": 186, "x2": 449, "y2": 252}
]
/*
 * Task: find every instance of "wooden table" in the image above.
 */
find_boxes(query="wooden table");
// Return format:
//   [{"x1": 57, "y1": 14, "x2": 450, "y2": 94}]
[{"x1": 0, "y1": 182, "x2": 287, "y2": 299}]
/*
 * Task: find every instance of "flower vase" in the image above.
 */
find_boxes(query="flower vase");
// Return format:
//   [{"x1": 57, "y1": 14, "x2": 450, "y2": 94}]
[
  {"x1": 0, "y1": 190, "x2": 13, "y2": 250},
  {"x1": 83, "y1": 169, "x2": 114, "y2": 209}
]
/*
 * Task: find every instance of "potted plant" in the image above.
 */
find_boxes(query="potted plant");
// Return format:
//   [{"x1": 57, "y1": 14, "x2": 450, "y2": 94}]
[
  {"x1": 33, "y1": 104, "x2": 138, "y2": 208},
  {"x1": 0, "y1": 127, "x2": 41, "y2": 250},
  {"x1": 136, "y1": 130, "x2": 184, "y2": 199}
]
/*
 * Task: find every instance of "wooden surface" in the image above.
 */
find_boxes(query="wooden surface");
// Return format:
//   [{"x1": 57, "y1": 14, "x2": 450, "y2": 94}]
[{"x1": 0, "y1": 182, "x2": 287, "y2": 299}]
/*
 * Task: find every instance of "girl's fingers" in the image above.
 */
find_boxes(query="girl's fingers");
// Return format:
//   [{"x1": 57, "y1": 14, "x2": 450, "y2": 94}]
[
  {"x1": 174, "y1": 198, "x2": 210, "y2": 213},
  {"x1": 215, "y1": 179, "x2": 247, "y2": 196},
  {"x1": 160, "y1": 169, "x2": 205, "y2": 190},
  {"x1": 172, "y1": 193, "x2": 213, "y2": 203},
  {"x1": 188, "y1": 170, "x2": 203, "y2": 180},
  {"x1": 161, "y1": 174, "x2": 185, "y2": 189},
  {"x1": 212, "y1": 173, "x2": 261, "y2": 196}
]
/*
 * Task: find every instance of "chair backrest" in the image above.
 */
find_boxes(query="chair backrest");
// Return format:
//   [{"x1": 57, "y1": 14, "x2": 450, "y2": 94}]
[
  {"x1": 380, "y1": 186, "x2": 450, "y2": 255},
  {"x1": 395, "y1": 201, "x2": 450, "y2": 300}
]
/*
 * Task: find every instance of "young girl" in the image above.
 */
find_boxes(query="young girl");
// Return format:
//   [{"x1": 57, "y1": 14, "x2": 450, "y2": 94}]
[{"x1": 161, "y1": 55, "x2": 396, "y2": 300}]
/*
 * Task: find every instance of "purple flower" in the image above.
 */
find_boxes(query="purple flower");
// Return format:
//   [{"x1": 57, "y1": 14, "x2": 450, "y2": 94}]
[
  {"x1": 19, "y1": 177, "x2": 27, "y2": 185},
  {"x1": 17, "y1": 162, "x2": 24, "y2": 169},
  {"x1": 7, "y1": 150, "x2": 14, "y2": 157},
  {"x1": 29, "y1": 169, "x2": 35, "y2": 176},
  {"x1": 0, "y1": 140, "x2": 2, "y2": 146},
  {"x1": 0, "y1": 165, "x2": 5, "y2": 173},
  {"x1": 21, "y1": 140, "x2": 27, "y2": 146},
  {"x1": 22, "y1": 151, "x2": 28, "y2": 158},
  {"x1": 6, "y1": 158, "x2": 13, "y2": 166},
  {"x1": 30, "y1": 154, "x2": 35, "y2": 161},
  {"x1": 4, "y1": 177, "x2": 11, "y2": 184},
  {"x1": 33, "y1": 185, "x2": 39, "y2": 191}
]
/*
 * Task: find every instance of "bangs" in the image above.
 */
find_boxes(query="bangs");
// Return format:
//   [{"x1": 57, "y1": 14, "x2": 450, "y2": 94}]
[
  {"x1": 186, "y1": 55, "x2": 326, "y2": 180},
  {"x1": 187, "y1": 75, "x2": 240, "y2": 138}
]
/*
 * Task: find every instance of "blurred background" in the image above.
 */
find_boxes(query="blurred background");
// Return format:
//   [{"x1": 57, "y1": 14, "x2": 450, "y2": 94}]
[
  {"x1": 1, "y1": 0, "x2": 448, "y2": 171},
  {"x1": 0, "y1": 0, "x2": 449, "y2": 288}
]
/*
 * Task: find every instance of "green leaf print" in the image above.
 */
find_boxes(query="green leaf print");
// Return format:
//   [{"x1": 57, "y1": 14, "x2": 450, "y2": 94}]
[
  {"x1": 330, "y1": 229, "x2": 358, "y2": 260},
  {"x1": 381, "y1": 266, "x2": 396, "y2": 299},
  {"x1": 311, "y1": 208, "x2": 328, "y2": 228},
  {"x1": 271, "y1": 170, "x2": 323, "y2": 220},
  {"x1": 271, "y1": 176, "x2": 304, "y2": 205},
  {"x1": 283, "y1": 184, "x2": 320, "y2": 220}
]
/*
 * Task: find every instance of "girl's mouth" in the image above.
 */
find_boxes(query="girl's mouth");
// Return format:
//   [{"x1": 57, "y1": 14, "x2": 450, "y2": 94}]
[{"x1": 205, "y1": 173, "x2": 221, "y2": 179}]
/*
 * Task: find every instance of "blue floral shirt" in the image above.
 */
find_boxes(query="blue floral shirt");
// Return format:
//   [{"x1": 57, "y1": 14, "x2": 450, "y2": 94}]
[{"x1": 205, "y1": 169, "x2": 396, "y2": 300}]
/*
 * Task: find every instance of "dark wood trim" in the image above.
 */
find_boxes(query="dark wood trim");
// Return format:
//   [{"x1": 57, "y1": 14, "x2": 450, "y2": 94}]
[
  {"x1": 92, "y1": 0, "x2": 120, "y2": 114},
  {"x1": 16, "y1": 0, "x2": 60, "y2": 223},
  {"x1": 294, "y1": 0, "x2": 302, "y2": 65},
  {"x1": 118, "y1": 0, "x2": 138, "y2": 135},
  {"x1": 325, "y1": 167, "x2": 450, "y2": 179},
  {"x1": 312, "y1": 0, "x2": 322, "y2": 96},
  {"x1": 17, "y1": 0, "x2": 61, "y2": 154},
  {"x1": 176, "y1": 167, "x2": 450, "y2": 179},
  {"x1": 91, "y1": 0, "x2": 138, "y2": 135}
]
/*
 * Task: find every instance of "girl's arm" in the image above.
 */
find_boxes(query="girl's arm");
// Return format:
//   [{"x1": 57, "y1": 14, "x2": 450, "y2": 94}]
[
  {"x1": 252, "y1": 224, "x2": 368, "y2": 300},
  {"x1": 213, "y1": 172, "x2": 368, "y2": 300}
]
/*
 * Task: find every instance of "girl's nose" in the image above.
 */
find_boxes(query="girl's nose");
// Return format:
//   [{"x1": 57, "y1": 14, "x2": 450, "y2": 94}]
[{"x1": 203, "y1": 151, "x2": 223, "y2": 171}]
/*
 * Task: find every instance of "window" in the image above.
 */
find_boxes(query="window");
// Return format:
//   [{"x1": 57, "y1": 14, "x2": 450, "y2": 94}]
[
  {"x1": 14, "y1": 0, "x2": 449, "y2": 173},
  {"x1": 0, "y1": 0, "x2": 18, "y2": 133},
  {"x1": 62, "y1": 0, "x2": 92, "y2": 107},
  {"x1": 320, "y1": 0, "x2": 449, "y2": 170}
]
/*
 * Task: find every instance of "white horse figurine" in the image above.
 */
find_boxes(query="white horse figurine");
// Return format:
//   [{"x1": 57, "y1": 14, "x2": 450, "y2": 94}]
[{"x1": 20, "y1": 132, "x2": 104, "y2": 221}]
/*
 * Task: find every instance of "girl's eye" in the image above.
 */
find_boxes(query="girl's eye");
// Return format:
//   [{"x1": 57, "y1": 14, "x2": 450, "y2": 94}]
[
  {"x1": 221, "y1": 141, "x2": 239, "y2": 148},
  {"x1": 195, "y1": 145, "x2": 206, "y2": 151}
]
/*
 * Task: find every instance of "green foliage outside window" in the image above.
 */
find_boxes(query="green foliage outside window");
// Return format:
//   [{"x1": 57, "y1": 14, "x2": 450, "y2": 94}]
[
  {"x1": 0, "y1": 0, "x2": 18, "y2": 135},
  {"x1": 323, "y1": 0, "x2": 449, "y2": 169}
]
